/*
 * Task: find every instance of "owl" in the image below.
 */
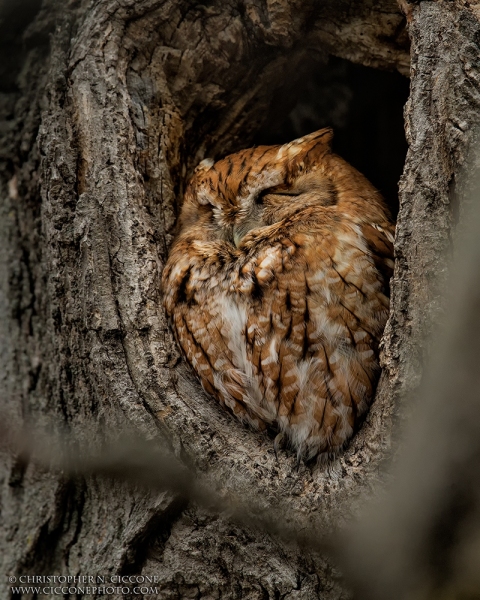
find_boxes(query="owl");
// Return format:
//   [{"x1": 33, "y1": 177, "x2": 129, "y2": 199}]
[{"x1": 162, "y1": 128, "x2": 394, "y2": 461}]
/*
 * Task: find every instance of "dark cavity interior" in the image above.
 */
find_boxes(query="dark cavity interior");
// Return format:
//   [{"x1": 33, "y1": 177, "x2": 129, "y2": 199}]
[{"x1": 253, "y1": 56, "x2": 410, "y2": 218}]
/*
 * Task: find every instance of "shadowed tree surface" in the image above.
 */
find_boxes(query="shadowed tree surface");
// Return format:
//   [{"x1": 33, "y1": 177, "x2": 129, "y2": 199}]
[{"x1": 1, "y1": 0, "x2": 479, "y2": 598}]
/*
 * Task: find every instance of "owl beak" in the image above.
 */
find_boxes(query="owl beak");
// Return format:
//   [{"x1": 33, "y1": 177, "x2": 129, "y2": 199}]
[
  {"x1": 233, "y1": 222, "x2": 256, "y2": 247},
  {"x1": 234, "y1": 222, "x2": 254, "y2": 247},
  {"x1": 233, "y1": 227, "x2": 242, "y2": 248},
  {"x1": 233, "y1": 205, "x2": 265, "y2": 247}
]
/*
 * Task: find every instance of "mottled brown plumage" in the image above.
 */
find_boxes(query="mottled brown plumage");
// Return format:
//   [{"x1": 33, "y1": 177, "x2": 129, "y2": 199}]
[{"x1": 162, "y1": 128, "x2": 395, "y2": 460}]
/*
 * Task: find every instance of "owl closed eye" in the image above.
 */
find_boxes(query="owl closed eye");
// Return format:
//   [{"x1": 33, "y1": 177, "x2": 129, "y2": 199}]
[{"x1": 162, "y1": 128, "x2": 394, "y2": 462}]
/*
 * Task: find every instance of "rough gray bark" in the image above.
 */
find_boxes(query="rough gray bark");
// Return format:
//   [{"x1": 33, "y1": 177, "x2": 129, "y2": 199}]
[
  {"x1": 382, "y1": 0, "x2": 480, "y2": 410},
  {"x1": 0, "y1": 0, "x2": 478, "y2": 598}
]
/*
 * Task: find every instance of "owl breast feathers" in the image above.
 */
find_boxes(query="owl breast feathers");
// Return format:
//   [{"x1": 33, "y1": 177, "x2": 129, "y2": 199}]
[{"x1": 162, "y1": 128, "x2": 395, "y2": 461}]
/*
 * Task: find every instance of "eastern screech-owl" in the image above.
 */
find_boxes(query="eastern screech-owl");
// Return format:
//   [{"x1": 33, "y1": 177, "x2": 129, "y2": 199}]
[{"x1": 162, "y1": 128, "x2": 394, "y2": 461}]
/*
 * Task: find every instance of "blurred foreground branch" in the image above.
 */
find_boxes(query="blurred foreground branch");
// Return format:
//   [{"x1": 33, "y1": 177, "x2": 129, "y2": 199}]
[{"x1": 0, "y1": 421, "x2": 332, "y2": 557}]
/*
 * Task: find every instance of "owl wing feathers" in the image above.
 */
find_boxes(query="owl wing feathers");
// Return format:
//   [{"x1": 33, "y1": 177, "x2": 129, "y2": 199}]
[
  {"x1": 244, "y1": 228, "x2": 363, "y2": 456},
  {"x1": 361, "y1": 222, "x2": 395, "y2": 286},
  {"x1": 174, "y1": 295, "x2": 261, "y2": 423}
]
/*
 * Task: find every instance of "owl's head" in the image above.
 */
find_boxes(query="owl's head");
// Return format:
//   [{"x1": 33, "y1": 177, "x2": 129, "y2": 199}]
[{"x1": 178, "y1": 128, "x2": 381, "y2": 247}]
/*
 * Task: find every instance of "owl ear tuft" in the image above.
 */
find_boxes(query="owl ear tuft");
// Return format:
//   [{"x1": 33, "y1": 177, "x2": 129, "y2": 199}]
[
  {"x1": 281, "y1": 128, "x2": 334, "y2": 172},
  {"x1": 285, "y1": 127, "x2": 333, "y2": 156},
  {"x1": 195, "y1": 158, "x2": 215, "y2": 173}
]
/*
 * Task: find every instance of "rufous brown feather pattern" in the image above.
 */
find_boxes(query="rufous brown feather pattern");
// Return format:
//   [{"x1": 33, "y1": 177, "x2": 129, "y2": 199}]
[{"x1": 162, "y1": 128, "x2": 395, "y2": 461}]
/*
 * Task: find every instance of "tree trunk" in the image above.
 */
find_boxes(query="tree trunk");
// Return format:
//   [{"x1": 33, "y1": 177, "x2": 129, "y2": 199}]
[{"x1": 1, "y1": 0, "x2": 478, "y2": 598}]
